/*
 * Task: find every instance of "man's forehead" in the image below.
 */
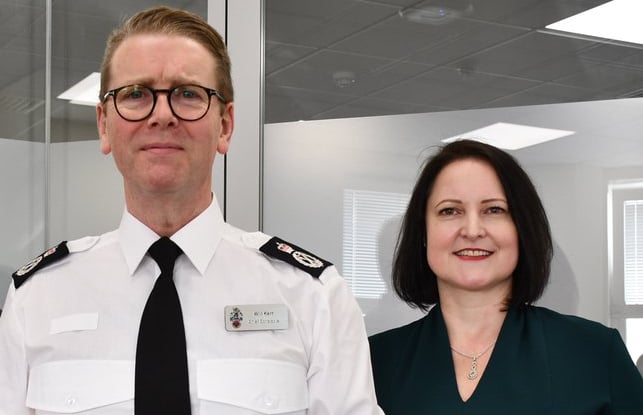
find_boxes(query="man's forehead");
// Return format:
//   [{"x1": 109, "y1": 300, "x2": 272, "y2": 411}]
[{"x1": 109, "y1": 35, "x2": 217, "y2": 87}]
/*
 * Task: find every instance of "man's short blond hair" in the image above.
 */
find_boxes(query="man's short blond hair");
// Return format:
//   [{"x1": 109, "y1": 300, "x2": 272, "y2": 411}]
[{"x1": 100, "y1": 6, "x2": 233, "y2": 103}]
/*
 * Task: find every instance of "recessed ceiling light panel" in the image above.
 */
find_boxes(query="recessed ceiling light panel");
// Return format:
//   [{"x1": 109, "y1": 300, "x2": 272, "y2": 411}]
[
  {"x1": 546, "y1": 0, "x2": 643, "y2": 45},
  {"x1": 57, "y1": 72, "x2": 101, "y2": 106},
  {"x1": 442, "y1": 122, "x2": 575, "y2": 150}
]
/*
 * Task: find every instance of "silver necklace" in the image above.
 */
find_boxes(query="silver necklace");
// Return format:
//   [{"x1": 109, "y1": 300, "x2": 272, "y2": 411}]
[{"x1": 450, "y1": 342, "x2": 495, "y2": 380}]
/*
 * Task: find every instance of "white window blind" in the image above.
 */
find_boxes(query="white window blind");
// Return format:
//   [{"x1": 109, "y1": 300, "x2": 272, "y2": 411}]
[
  {"x1": 342, "y1": 189, "x2": 409, "y2": 299},
  {"x1": 624, "y1": 200, "x2": 643, "y2": 305}
]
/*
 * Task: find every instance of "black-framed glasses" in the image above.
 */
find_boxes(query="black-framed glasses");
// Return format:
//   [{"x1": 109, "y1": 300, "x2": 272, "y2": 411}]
[{"x1": 102, "y1": 84, "x2": 226, "y2": 122}]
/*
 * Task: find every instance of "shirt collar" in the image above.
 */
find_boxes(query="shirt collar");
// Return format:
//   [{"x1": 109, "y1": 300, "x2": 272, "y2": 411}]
[{"x1": 118, "y1": 195, "x2": 225, "y2": 276}]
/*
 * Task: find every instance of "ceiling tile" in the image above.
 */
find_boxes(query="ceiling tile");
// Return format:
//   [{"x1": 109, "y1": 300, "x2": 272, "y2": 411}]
[
  {"x1": 267, "y1": 50, "x2": 433, "y2": 96},
  {"x1": 266, "y1": 1, "x2": 397, "y2": 48},
  {"x1": 374, "y1": 66, "x2": 539, "y2": 109}
]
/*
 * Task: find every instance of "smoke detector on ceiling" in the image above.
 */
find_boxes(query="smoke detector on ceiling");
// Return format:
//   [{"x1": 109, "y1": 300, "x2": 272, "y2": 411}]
[
  {"x1": 399, "y1": 1, "x2": 474, "y2": 25},
  {"x1": 333, "y1": 70, "x2": 357, "y2": 88}
]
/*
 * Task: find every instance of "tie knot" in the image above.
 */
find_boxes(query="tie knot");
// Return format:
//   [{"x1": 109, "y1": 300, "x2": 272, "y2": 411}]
[{"x1": 148, "y1": 237, "x2": 183, "y2": 275}]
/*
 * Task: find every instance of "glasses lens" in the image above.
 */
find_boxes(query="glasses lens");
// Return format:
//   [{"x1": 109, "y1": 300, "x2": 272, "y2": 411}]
[
  {"x1": 111, "y1": 85, "x2": 214, "y2": 121},
  {"x1": 170, "y1": 85, "x2": 210, "y2": 120},
  {"x1": 115, "y1": 85, "x2": 154, "y2": 121}
]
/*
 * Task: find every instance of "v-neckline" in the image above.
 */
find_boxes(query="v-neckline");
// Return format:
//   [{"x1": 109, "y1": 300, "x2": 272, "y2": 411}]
[{"x1": 434, "y1": 306, "x2": 509, "y2": 405}]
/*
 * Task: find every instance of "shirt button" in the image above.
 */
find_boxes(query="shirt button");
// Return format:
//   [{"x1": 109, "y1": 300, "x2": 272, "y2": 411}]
[
  {"x1": 263, "y1": 394, "x2": 279, "y2": 409},
  {"x1": 65, "y1": 395, "x2": 77, "y2": 406}
]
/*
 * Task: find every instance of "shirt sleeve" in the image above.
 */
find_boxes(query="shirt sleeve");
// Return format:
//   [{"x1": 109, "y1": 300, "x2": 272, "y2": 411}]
[
  {"x1": 0, "y1": 285, "x2": 33, "y2": 414},
  {"x1": 306, "y1": 266, "x2": 384, "y2": 415},
  {"x1": 607, "y1": 328, "x2": 643, "y2": 414}
]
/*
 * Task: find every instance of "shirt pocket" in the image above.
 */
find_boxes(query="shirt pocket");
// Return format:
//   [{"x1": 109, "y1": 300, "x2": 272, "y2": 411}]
[
  {"x1": 26, "y1": 360, "x2": 134, "y2": 413},
  {"x1": 49, "y1": 313, "x2": 99, "y2": 335},
  {"x1": 197, "y1": 358, "x2": 309, "y2": 414}
]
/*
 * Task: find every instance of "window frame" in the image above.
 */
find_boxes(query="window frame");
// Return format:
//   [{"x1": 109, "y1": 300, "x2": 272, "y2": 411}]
[{"x1": 607, "y1": 180, "x2": 643, "y2": 361}]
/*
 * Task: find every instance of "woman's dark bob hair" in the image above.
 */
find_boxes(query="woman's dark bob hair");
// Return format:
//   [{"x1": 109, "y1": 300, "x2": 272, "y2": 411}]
[{"x1": 393, "y1": 139, "x2": 553, "y2": 310}]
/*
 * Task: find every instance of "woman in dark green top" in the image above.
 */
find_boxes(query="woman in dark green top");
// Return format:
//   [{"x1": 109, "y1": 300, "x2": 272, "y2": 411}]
[{"x1": 369, "y1": 140, "x2": 643, "y2": 414}]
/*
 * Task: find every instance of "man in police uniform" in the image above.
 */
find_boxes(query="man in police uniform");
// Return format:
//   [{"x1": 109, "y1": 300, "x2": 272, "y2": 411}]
[{"x1": 0, "y1": 7, "x2": 382, "y2": 414}]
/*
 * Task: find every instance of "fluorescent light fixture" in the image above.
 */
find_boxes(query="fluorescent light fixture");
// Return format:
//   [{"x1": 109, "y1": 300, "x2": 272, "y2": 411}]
[
  {"x1": 442, "y1": 122, "x2": 575, "y2": 150},
  {"x1": 546, "y1": 0, "x2": 643, "y2": 45},
  {"x1": 57, "y1": 72, "x2": 101, "y2": 106}
]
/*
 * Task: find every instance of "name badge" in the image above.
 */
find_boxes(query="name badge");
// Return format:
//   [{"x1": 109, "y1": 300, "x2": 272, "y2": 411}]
[{"x1": 225, "y1": 304, "x2": 289, "y2": 331}]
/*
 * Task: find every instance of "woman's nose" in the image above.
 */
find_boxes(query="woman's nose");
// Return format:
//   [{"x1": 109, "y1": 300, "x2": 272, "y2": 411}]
[{"x1": 460, "y1": 213, "x2": 486, "y2": 239}]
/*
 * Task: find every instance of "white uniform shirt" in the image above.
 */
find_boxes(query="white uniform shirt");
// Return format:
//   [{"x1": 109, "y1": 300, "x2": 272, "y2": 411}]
[{"x1": 0, "y1": 198, "x2": 382, "y2": 415}]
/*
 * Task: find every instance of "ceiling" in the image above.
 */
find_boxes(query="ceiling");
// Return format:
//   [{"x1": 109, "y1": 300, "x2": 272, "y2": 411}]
[
  {"x1": 265, "y1": 0, "x2": 643, "y2": 123},
  {"x1": 0, "y1": 0, "x2": 642, "y2": 147}
]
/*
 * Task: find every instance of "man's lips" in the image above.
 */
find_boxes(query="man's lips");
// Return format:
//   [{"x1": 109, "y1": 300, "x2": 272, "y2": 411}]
[{"x1": 142, "y1": 143, "x2": 182, "y2": 152}]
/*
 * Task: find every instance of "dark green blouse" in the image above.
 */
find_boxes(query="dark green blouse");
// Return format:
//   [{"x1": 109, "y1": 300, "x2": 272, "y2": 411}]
[{"x1": 369, "y1": 306, "x2": 643, "y2": 414}]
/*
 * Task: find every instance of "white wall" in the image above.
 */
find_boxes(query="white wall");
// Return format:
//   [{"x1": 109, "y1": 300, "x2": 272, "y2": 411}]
[
  {"x1": 0, "y1": 138, "x2": 125, "y2": 302},
  {"x1": 262, "y1": 101, "x2": 643, "y2": 334},
  {"x1": 0, "y1": 139, "x2": 45, "y2": 300},
  {"x1": 527, "y1": 164, "x2": 606, "y2": 323},
  {"x1": 48, "y1": 140, "x2": 124, "y2": 243}
]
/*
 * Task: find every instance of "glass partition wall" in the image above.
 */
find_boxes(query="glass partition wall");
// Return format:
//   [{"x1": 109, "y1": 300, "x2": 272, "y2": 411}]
[
  {"x1": 1, "y1": 0, "x2": 47, "y2": 302},
  {"x1": 0, "y1": 0, "x2": 209, "y2": 303},
  {"x1": 261, "y1": 0, "x2": 643, "y2": 365}
]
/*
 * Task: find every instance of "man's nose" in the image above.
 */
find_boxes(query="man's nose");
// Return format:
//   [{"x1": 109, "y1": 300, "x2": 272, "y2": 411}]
[{"x1": 148, "y1": 93, "x2": 178, "y2": 124}]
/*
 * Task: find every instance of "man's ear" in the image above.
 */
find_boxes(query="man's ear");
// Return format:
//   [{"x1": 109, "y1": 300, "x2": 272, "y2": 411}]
[
  {"x1": 96, "y1": 103, "x2": 111, "y2": 155},
  {"x1": 216, "y1": 102, "x2": 234, "y2": 155}
]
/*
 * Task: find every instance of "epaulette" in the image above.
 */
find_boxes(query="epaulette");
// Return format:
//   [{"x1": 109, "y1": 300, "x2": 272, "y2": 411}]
[
  {"x1": 259, "y1": 236, "x2": 332, "y2": 279},
  {"x1": 12, "y1": 241, "x2": 69, "y2": 289}
]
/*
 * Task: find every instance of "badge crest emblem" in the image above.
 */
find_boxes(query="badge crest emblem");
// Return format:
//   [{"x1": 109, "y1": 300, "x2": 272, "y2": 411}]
[
  {"x1": 228, "y1": 306, "x2": 243, "y2": 329},
  {"x1": 277, "y1": 242, "x2": 324, "y2": 269},
  {"x1": 12, "y1": 241, "x2": 70, "y2": 289},
  {"x1": 15, "y1": 256, "x2": 43, "y2": 277},
  {"x1": 260, "y1": 237, "x2": 331, "y2": 279},
  {"x1": 224, "y1": 304, "x2": 289, "y2": 331}
]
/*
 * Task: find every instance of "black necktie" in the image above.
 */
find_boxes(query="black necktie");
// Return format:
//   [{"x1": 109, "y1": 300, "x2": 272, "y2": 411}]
[{"x1": 135, "y1": 237, "x2": 191, "y2": 415}]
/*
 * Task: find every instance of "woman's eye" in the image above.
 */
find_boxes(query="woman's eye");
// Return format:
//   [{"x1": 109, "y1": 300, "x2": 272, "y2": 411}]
[
  {"x1": 486, "y1": 206, "x2": 506, "y2": 214},
  {"x1": 438, "y1": 207, "x2": 458, "y2": 216}
]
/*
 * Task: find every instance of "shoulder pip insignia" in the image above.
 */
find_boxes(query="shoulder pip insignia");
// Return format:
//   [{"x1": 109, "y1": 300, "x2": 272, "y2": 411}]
[
  {"x1": 12, "y1": 241, "x2": 69, "y2": 289},
  {"x1": 259, "y1": 236, "x2": 331, "y2": 279}
]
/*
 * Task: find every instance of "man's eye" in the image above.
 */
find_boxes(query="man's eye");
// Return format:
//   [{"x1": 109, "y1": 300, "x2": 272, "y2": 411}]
[
  {"x1": 174, "y1": 87, "x2": 203, "y2": 100},
  {"x1": 120, "y1": 88, "x2": 146, "y2": 100},
  {"x1": 128, "y1": 90, "x2": 144, "y2": 99}
]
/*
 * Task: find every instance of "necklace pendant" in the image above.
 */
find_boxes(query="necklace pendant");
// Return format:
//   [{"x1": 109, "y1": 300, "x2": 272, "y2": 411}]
[
  {"x1": 467, "y1": 367, "x2": 478, "y2": 380},
  {"x1": 451, "y1": 341, "x2": 495, "y2": 382},
  {"x1": 467, "y1": 356, "x2": 479, "y2": 380}
]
